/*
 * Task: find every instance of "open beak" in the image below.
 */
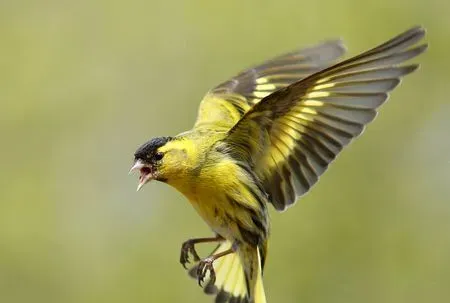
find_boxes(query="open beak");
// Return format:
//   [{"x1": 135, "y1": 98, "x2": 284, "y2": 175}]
[{"x1": 129, "y1": 159, "x2": 154, "y2": 191}]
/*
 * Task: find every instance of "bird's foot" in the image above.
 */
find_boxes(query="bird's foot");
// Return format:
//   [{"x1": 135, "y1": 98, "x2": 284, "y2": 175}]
[
  {"x1": 180, "y1": 240, "x2": 201, "y2": 269},
  {"x1": 196, "y1": 257, "x2": 216, "y2": 287}
]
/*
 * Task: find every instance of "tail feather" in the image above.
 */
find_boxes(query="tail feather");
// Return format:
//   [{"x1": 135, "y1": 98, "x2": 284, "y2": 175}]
[
  {"x1": 240, "y1": 245, "x2": 266, "y2": 303},
  {"x1": 253, "y1": 248, "x2": 266, "y2": 303}
]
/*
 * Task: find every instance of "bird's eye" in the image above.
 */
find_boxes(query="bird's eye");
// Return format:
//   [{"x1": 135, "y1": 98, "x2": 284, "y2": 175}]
[{"x1": 154, "y1": 152, "x2": 164, "y2": 161}]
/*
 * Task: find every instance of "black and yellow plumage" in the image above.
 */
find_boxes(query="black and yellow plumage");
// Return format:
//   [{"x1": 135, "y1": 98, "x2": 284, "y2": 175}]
[{"x1": 130, "y1": 27, "x2": 427, "y2": 302}]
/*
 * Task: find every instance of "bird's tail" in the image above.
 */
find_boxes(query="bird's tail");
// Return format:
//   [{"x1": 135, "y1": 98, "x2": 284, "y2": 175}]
[
  {"x1": 188, "y1": 240, "x2": 266, "y2": 302},
  {"x1": 240, "y1": 243, "x2": 266, "y2": 303}
]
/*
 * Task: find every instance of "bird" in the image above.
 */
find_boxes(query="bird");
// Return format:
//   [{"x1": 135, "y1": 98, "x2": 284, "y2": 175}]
[{"x1": 130, "y1": 26, "x2": 427, "y2": 303}]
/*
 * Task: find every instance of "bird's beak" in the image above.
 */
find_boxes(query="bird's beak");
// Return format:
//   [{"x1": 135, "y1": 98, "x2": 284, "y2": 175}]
[{"x1": 129, "y1": 159, "x2": 154, "y2": 191}]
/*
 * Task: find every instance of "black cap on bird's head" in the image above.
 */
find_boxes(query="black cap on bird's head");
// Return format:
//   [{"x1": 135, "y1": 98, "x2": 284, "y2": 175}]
[
  {"x1": 134, "y1": 137, "x2": 172, "y2": 160},
  {"x1": 130, "y1": 136, "x2": 173, "y2": 191}
]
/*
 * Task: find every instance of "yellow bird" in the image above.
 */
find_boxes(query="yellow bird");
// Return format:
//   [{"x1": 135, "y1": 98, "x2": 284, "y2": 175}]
[{"x1": 130, "y1": 27, "x2": 427, "y2": 302}]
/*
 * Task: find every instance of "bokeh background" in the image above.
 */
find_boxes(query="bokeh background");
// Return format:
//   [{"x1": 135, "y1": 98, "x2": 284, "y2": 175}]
[{"x1": 1, "y1": 0, "x2": 449, "y2": 302}]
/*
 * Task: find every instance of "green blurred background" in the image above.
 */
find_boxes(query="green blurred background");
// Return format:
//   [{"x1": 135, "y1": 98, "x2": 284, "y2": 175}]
[{"x1": 1, "y1": 0, "x2": 449, "y2": 302}]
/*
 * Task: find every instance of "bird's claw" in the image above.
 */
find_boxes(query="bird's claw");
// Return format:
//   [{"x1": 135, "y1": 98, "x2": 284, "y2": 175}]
[
  {"x1": 197, "y1": 257, "x2": 216, "y2": 287},
  {"x1": 180, "y1": 240, "x2": 201, "y2": 269}
]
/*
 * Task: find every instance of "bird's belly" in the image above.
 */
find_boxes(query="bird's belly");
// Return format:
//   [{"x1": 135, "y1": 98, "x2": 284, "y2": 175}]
[{"x1": 188, "y1": 196, "x2": 237, "y2": 241}]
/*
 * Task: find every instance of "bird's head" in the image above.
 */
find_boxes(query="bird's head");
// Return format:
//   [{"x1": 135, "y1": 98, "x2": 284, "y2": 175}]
[
  {"x1": 129, "y1": 136, "x2": 173, "y2": 191},
  {"x1": 130, "y1": 136, "x2": 193, "y2": 191}
]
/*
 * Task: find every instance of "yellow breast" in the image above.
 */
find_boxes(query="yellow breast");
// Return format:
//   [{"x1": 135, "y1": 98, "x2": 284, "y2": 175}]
[{"x1": 168, "y1": 158, "x2": 248, "y2": 241}]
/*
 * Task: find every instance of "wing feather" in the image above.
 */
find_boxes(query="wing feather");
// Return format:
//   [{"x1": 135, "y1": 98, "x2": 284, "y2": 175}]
[
  {"x1": 220, "y1": 26, "x2": 427, "y2": 211},
  {"x1": 194, "y1": 40, "x2": 346, "y2": 129}
]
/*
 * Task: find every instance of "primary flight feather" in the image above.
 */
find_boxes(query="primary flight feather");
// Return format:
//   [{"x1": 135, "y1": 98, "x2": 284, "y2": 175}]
[{"x1": 130, "y1": 26, "x2": 427, "y2": 303}]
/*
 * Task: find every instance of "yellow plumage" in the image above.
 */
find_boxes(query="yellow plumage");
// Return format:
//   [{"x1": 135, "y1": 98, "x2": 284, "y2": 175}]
[{"x1": 131, "y1": 27, "x2": 427, "y2": 302}]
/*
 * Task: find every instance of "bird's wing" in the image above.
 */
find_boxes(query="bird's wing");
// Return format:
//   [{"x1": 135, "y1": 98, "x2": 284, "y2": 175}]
[
  {"x1": 193, "y1": 40, "x2": 346, "y2": 130},
  {"x1": 220, "y1": 26, "x2": 427, "y2": 211}
]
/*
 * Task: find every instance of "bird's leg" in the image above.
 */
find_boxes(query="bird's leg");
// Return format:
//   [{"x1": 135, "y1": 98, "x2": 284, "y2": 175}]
[
  {"x1": 197, "y1": 245, "x2": 236, "y2": 287},
  {"x1": 180, "y1": 235, "x2": 224, "y2": 269}
]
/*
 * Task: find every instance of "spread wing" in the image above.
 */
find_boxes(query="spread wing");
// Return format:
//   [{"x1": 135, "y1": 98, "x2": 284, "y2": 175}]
[
  {"x1": 220, "y1": 26, "x2": 427, "y2": 211},
  {"x1": 194, "y1": 40, "x2": 346, "y2": 130}
]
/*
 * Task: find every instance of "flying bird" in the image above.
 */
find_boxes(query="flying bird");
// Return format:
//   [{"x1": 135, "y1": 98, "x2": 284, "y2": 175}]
[{"x1": 130, "y1": 26, "x2": 427, "y2": 303}]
